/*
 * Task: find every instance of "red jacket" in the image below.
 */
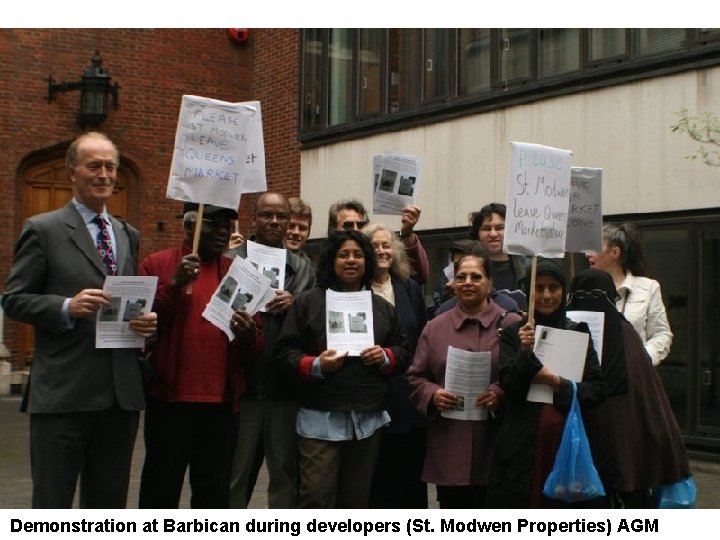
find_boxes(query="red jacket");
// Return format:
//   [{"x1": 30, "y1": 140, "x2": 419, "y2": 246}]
[{"x1": 140, "y1": 245, "x2": 246, "y2": 411}]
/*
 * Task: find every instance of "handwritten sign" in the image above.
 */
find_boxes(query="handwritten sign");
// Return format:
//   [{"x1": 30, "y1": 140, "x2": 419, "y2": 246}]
[
  {"x1": 238, "y1": 100, "x2": 267, "y2": 195},
  {"x1": 166, "y1": 95, "x2": 256, "y2": 209},
  {"x1": 504, "y1": 142, "x2": 572, "y2": 258},
  {"x1": 565, "y1": 167, "x2": 603, "y2": 254}
]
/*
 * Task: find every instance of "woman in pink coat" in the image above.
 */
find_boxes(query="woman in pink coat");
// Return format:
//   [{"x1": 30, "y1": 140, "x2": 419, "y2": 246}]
[{"x1": 408, "y1": 252, "x2": 521, "y2": 508}]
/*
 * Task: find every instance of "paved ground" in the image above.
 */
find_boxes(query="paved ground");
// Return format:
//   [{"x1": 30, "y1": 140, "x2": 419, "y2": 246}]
[{"x1": 1, "y1": 395, "x2": 718, "y2": 509}]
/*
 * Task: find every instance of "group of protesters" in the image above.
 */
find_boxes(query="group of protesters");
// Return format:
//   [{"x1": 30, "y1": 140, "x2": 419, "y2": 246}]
[{"x1": 3, "y1": 132, "x2": 689, "y2": 510}]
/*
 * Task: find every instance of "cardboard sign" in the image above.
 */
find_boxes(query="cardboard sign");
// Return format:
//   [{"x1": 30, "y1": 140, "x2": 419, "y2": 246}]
[
  {"x1": 166, "y1": 95, "x2": 257, "y2": 209},
  {"x1": 504, "y1": 142, "x2": 572, "y2": 257},
  {"x1": 565, "y1": 167, "x2": 603, "y2": 254}
]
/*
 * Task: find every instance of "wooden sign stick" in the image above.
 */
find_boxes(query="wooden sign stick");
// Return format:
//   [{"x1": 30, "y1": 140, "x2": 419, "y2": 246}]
[
  {"x1": 526, "y1": 255, "x2": 538, "y2": 326},
  {"x1": 186, "y1": 202, "x2": 205, "y2": 295}
]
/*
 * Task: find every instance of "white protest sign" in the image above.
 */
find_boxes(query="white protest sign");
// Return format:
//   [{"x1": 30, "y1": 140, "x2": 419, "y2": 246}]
[
  {"x1": 504, "y1": 142, "x2": 572, "y2": 258},
  {"x1": 238, "y1": 100, "x2": 267, "y2": 194},
  {"x1": 166, "y1": 95, "x2": 256, "y2": 209},
  {"x1": 565, "y1": 167, "x2": 603, "y2": 254}
]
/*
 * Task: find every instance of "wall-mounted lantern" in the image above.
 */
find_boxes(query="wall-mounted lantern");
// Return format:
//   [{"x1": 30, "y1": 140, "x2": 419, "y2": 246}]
[{"x1": 48, "y1": 50, "x2": 120, "y2": 128}]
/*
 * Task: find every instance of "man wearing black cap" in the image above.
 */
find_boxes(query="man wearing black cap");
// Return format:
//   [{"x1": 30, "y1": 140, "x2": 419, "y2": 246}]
[{"x1": 137, "y1": 202, "x2": 255, "y2": 508}]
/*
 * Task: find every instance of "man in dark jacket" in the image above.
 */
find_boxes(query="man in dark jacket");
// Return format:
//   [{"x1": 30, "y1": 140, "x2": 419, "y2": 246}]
[
  {"x1": 2, "y1": 132, "x2": 156, "y2": 508},
  {"x1": 227, "y1": 192, "x2": 315, "y2": 508}
]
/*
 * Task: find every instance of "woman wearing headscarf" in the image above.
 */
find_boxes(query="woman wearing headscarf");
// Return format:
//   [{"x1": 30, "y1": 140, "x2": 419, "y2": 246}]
[
  {"x1": 362, "y1": 223, "x2": 428, "y2": 508},
  {"x1": 567, "y1": 268, "x2": 690, "y2": 508},
  {"x1": 407, "y1": 252, "x2": 522, "y2": 508},
  {"x1": 487, "y1": 258, "x2": 605, "y2": 508}
]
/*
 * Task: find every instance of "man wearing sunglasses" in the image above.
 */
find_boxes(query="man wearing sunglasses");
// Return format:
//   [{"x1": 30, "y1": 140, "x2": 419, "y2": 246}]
[{"x1": 327, "y1": 198, "x2": 429, "y2": 285}]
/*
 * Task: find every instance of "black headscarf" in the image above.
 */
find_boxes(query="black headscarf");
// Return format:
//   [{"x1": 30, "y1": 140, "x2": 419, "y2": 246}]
[
  {"x1": 567, "y1": 269, "x2": 628, "y2": 396},
  {"x1": 533, "y1": 258, "x2": 567, "y2": 329}
]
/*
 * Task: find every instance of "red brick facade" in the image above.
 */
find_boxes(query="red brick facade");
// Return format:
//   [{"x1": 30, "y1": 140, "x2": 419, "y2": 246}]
[{"x1": 0, "y1": 29, "x2": 300, "y2": 366}]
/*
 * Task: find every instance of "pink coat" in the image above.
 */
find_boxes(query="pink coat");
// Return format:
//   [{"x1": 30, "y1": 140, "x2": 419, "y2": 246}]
[{"x1": 408, "y1": 301, "x2": 521, "y2": 486}]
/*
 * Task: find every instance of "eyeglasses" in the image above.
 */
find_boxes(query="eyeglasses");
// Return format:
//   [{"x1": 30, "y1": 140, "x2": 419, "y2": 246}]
[
  {"x1": 256, "y1": 211, "x2": 290, "y2": 221},
  {"x1": 340, "y1": 220, "x2": 369, "y2": 230}
]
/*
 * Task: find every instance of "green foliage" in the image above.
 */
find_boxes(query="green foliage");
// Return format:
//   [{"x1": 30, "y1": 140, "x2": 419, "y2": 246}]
[{"x1": 671, "y1": 108, "x2": 720, "y2": 167}]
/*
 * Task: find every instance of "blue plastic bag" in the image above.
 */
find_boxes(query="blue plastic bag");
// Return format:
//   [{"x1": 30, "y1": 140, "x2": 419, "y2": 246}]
[
  {"x1": 543, "y1": 381, "x2": 605, "y2": 503},
  {"x1": 656, "y1": 476, "x2": 696, "y2": 509}
]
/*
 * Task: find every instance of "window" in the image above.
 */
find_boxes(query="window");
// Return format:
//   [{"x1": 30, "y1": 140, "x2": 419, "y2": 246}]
[
  {"x1": 388, "y1": 29, "x2": 421, "y2": 112},
  {"x1": 301, "y1": 28, "x2": 720, "y2": 142},
  {"x1": 328, "y1": 29, "x2": 353, "y2": 126},
  {"x1": 636, "y1": 29, "x2": 687, "y2": 56},
  {"x1": 539, "y1": 28, "x2": 580, "y2": 77},
  {"x1": 458, "y1": 29, "x2": 492, "y2": 95},
  {"x1": 423, "y1": 29, "x2": 453, "y2": 102},
  {"x1": 498, "y1": 28, "x2": 532, "y2": 87},
  {"x1": 301, "y1": 29, "x2": 324, "y2": 131},
  {"x1": 588, "y1": 29, "x2": 628, "y2": 63},
  {"x1": 358, "y1": 29, "x2": 383, "y2": 117}
]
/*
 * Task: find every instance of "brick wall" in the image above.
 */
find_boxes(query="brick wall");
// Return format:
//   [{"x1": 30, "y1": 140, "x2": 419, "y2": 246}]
[{"x1": 0, "y1": 28, "x2": 301, "y2": 366}]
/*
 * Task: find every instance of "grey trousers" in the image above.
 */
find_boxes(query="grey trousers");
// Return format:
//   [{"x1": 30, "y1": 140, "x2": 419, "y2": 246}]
[{"x1": 229, "y1": 399, "x2": 298, "y2": 508}]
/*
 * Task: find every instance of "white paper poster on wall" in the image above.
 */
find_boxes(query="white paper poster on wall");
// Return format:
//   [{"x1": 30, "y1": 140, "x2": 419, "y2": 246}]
[
  {"x1": 166, "y1": 95, "x2": 260, "y2": 209},
  {"x1": 565, "y1": 167, "x2": 603, "y2": 254},
  {"x1": 504, "y1": 141, "x2": 573, "y2": 258}
]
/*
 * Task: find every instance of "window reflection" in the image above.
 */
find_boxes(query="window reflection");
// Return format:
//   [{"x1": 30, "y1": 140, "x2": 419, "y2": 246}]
[
  {"x1": 388, "y1": 29, "x2": 420, "y2": 112},
  {"x1": 499, "y1": 29, "x2": 531, "y2": 87},
  {"x1": 539, "y1": 28, "x2": 580, "y2": 77},
  {"x1": 459, "y1": 29, "x2": 491, "y2": 95},
  {"x1": 359, "y1": 29, "x2": 383, "y2": 117},
  {"x1": 329, "y1": 29, "x2": 353, "y2": 126}
]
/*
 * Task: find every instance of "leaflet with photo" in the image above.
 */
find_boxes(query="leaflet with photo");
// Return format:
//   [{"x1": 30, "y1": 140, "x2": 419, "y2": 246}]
[
  {"x1": 202, "y1": 256, "x2": 275, "y2": 340},
  {"x1": 527, "y1": 325, "x2": 589, "y2": 404},
  {"x1": 372, "y1": 152, "x2": 422, "y2": 215},
  {"x1": 96, "y1": 276, "x2": 158, "y2": 348},
  {"x1": 441, "y1": 346, "x2": 492, "y2": 421},
  {"x1": 246, "y1": 240, "x2": 286, "y2": 296},
  {"x1": 325, "y1": 290, "x2": 374, "y2": 356}
]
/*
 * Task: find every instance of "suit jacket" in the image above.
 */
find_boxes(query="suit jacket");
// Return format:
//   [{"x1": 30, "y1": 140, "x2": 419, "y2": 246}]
[{"x1": 2, "y1": 202, "x2": 145, "y2": 413}]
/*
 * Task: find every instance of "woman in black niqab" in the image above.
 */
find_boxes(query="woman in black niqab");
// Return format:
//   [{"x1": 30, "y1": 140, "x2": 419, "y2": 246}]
[{"x1": 568, "y1": 269, "x2": 690, "y2": 509}]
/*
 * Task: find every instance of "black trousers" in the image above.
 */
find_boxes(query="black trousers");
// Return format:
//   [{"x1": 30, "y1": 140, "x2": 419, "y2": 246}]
[
  {"x1": 436, "y1": 484, "x2": 487, "y2": 509},
  {"x1": 369, "y1": 425, "x2": 428, "y2": 508},
  {"x1": 30, "y1": 407, "x2": 139, "y2": 509},
  {"x1": 139, "y1": 397, "x2": 237, "y2": 508}
]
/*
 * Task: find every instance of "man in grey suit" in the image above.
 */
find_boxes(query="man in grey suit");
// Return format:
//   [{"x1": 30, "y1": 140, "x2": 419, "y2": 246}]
[{"x1": 2, "y1": 131, "x2": 157, "y2": 508}]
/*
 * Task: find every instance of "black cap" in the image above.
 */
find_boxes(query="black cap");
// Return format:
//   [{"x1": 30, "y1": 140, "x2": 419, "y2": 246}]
[{"x1": 181, "y1": 202, "x2": 238, "y2": 220}]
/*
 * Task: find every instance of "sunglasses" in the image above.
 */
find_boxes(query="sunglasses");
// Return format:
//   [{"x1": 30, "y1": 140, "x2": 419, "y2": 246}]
[{"x1": 340, "y1": 220, "x2": 369, "y2": 230}]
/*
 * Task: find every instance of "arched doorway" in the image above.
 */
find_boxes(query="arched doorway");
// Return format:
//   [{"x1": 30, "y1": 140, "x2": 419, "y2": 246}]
[{"x1": 16, "y1": 154, "x2": 135, "y2": 369}]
